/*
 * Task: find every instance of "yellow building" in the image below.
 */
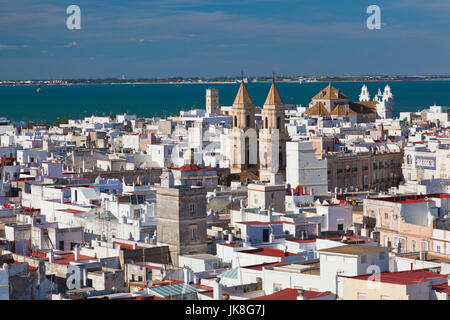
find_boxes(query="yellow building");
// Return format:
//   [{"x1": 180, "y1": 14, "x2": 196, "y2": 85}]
[{"x1": 341, "y1": 269, "x2": 448, "y2": 300}]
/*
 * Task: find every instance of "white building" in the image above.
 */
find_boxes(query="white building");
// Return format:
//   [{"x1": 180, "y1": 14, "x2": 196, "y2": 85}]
[{"x1": 286, "y1": 141, "x2": 328, "y2": 196}]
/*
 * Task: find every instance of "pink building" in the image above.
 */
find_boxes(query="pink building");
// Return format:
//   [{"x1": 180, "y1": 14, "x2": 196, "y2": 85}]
[{"x1": 364, "y1": 194, "x2": 450, "y2": 253}]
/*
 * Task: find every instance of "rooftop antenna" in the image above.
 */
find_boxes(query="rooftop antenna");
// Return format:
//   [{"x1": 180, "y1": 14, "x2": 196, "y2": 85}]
[
  {"x1": 241, "y1": 70, "x2": 244, "y2": 83},
  {"x1": 272, "y1": 71, "x2": 275, "y2": 83}
]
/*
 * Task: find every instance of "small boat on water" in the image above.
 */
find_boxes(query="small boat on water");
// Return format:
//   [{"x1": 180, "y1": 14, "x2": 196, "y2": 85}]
[{"x1": 36, "y1": 87, "x2": 42, "y2": 93}]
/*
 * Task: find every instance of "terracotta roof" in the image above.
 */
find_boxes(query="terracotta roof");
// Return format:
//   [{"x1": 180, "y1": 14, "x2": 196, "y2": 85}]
[
  {"x1": 233, "y1": 82, "x2": 254, "y2": 106},
  {"x1": 349, "y1": 269, "x2": 447, "y2": 285},
  {"x1": 239, "y1": 248, "x2": 297, "y2": 257},
  {"x1": 304, "y1": 102, "x2": 330, "y2": 116},
  {"x1": 330, "y1": 104, "x2": 357, "y2": 116},
  {"x1": 432, "y1": 283, "x2": 450, "y2": 294},
  {"x1": 348, "y1": 101, "x2": 377, "y2": 114},
  {"x1": 312, "y1": 83, "x2": 348, "y2": 101},
  {"x1": 264, "y1": 81, "x2": 284, "y2": 106},
  {"x1": 250, "y1": 288, "x2": 333, "y2": 300}
]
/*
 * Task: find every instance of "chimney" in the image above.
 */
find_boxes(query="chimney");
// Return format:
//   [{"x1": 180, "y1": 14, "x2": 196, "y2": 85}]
[
  {"x1": 74, "y1": 245, "x2": 80, "y2": 261},
  {"x1": 48, "y1": 251, "x2": 55, "y2": 263},
  {"x1": 297, "y1": 289, "x2": 306, "y2": 300},
  {"x1": 213, "y1": 278, "x2": 223, "y2": 300},
  {"x1": 183, "y1": 267, "x2": 190, "y2": 284}
]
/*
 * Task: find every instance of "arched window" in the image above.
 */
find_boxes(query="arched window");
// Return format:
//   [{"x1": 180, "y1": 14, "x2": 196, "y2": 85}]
[
  {"x1": 246, "y1": 115, "x2": 251, "y2": 127},
  {"x1": 277, "y1": 117, "x2": 281, "y2": 129},
  {"x1": 234, "y1": 116, "x2": 237, "y2": 127},
  {"x1": 265, "y1": 117, "x2": 268, "y2": 129}
]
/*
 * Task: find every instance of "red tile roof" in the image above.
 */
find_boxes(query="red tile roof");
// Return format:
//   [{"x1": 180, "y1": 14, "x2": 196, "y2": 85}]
[
  {"x1": 250, "y1": 288, "x2": 333, "y2": 300},
  {"x1": 432, "y1": 283, "x2": 450, "y2": 294},
  {"x1": 57, "y1": 208, "x2": 87, "y2": 214},
  {"x1": 239, "y1": 248, "x2": 297, "y2": 258},
  {"x1": 113, "y1": 241, "x2": 144, "y2": 250},
  {"x1": 349, "y1": 269, "x2": 447, "y2": 285},
  {"x1": 53, "y1": 252, "x2": 97, "y2": 265},
  {"x1": 369, "y1": 193, "x2": 450, "y2": 204}
]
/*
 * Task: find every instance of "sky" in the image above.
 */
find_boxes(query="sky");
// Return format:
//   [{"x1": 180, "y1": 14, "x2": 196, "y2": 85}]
[{"x1": 0, "y1": 0, "x2": 450, "y2": 79}]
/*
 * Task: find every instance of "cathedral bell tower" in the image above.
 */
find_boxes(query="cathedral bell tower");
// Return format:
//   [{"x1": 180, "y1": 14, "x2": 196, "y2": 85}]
[
  {"x1": 259, "y1": 73, "x2": 290, "y2": 181},
  {"x1": 230, "y1": 72, "x2": 258, "y2": 174}
]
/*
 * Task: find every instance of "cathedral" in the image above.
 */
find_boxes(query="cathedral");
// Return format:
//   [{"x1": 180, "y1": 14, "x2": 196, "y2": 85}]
[
  {"x1": 304, "y1": 83, "x2": 395, "y2": 121},
  {"x1": 229, "y1": 75, "x2": 289, "y2": 181}
]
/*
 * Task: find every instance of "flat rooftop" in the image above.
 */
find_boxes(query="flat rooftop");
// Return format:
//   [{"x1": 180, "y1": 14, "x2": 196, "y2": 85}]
[{"x1": 318, "y1": 244, "x2": 387, "y2": 255}]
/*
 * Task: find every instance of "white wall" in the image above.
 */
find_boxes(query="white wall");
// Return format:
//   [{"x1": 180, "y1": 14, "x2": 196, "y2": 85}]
[{"x1": 286, "y1": 141, "x2": 328, "y2": 196}]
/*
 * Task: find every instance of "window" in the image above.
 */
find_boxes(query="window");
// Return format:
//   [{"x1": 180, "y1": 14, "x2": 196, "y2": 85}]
[
  {"x1": 357, "y1": 292, "x2": 366, "y2": 300},
  {"x1": 412, "y1": 240, "x2": 416, "y2": 252},
  {"x1": 234, "y1": 116, "x2": 237, "y2": 127},
  {"x1": 59, "y1": 241, "x2": 64, "y2": 251},
  {"x1": 265, "y1": 117, "x2": 268, "y2": 129},
  {"x1": 246, "y1": 115, "x2": 251, "y2": 127},
  {"x1": 138, "y1": 276, "x2": 143, "y2": 282},
  {"x1": 361, "y1": 255, "x2": 367, "y2": 263},
  {"x1": 273, "y1": 283, "x2": 282, "y2": 292},
  {"x1": 337, "y1": 224, "x2": 344, "y2": 231},
  {"x1": 379, "y1": 252, "x2": 385, "y2": 260},
  {"x1": 437, "y1": 246, "x2": 441, "y2": 253},
  {"x1": 190, "y1": 228, "x2": 197, "y2": 241},
  {"x1": 385, "y1": 213, "x2": 389, "y2": 220},
  {"x1": 276, "y1": 117, "x2": 280, "y2": 129},
  {"x1": 189, "y1": 203, "x2": 196, "y2": 215},
  {"x1": 421, "y1": 241, "x2": 428, "y2": 251}
]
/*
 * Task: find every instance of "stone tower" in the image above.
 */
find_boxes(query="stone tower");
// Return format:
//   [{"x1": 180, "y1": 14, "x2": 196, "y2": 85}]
[
  {"x1": 230, "y1": 73, "x2": 258, "y2": 174},
  {"x1": 156, "y1": 171, "x2": 207, "y2": 266},
  {"x1": 259, "y1": 74, "x2": 289, "y2": 181},
  {"x1": 206, "y1": 88, "x2": 220, "y2": 114}
]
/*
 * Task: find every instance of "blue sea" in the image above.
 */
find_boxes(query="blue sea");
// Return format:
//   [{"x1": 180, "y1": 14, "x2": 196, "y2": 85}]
[{"x1": 1, "y1": 81, "x2": 449, "y2": 124}]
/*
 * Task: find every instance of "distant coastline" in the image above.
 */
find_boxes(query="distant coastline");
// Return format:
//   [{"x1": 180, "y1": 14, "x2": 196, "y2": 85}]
[{"x1": 2, "y1": 76, "x2": 450, "y2": 86}]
